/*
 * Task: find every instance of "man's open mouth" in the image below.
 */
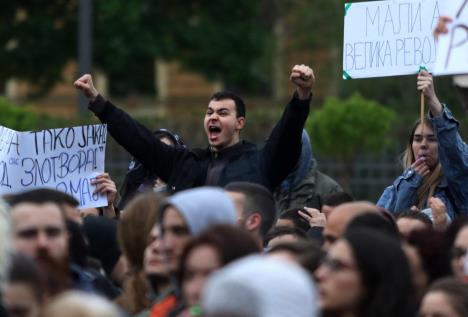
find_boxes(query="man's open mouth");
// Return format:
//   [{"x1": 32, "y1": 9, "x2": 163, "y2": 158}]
[{"x1": 209, "y1": 126, "x2": 221, "y2": 133}]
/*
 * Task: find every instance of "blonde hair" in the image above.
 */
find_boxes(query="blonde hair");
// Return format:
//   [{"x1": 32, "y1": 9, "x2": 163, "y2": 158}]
[{"x1": 402, "y1": 118, "x2": 443, "y2": 209}]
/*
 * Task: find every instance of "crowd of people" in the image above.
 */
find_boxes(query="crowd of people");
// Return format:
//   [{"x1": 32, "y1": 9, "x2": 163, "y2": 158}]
[{"x1": 0, "y1": 28, "x2": 467, "y2": 317}]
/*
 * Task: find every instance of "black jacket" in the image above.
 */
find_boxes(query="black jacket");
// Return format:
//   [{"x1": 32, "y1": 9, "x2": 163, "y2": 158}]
[{"x1": 89, "y1": 93, "x2": 311, "y2": 192}]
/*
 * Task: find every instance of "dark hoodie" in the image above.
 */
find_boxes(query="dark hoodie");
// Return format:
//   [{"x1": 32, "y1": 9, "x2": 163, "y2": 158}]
[{"x1": 274, "y1": 130, "x2": 342, "y2": 212}]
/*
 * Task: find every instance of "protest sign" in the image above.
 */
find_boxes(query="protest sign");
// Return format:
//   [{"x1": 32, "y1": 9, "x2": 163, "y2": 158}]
[
  {"x1": 343, "y1": 0, "x2": 441, "y2": 79},
  {"x1": 0, "y1": 124, "x2": 108, "y2": 209},
  {"x1": 433, "y1": 0, "x2": 468, "y2": 75}
]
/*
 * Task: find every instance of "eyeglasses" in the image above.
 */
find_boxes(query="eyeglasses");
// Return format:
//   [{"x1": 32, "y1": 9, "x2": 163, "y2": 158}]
[
  {"x1": 320, "y1": 256, "x2": 357, "y2": 272},
  {"x1": 451, "y1": 247, "x2": 468, "y2": 259}
]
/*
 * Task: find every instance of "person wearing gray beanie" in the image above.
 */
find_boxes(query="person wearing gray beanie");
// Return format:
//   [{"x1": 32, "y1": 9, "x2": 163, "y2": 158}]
[
  {"x1": 159, "y1": 187, "x2": 237, "y2": 272},
  {"x1": 202, "y1": 255, "x2": 319, "y2": 317}
]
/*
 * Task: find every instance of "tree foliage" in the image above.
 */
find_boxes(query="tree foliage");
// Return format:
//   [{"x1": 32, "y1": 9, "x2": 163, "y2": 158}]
[
  {"x1": 0, "y1": 1, "x2": 76, "y2": 94},
  {"x1": 0, "y1": 1, "x2": 271, "y2": 96},
  {"x1": 0, "y1": 98, "x2": 68, "y2": 130},
  {"x1": 307, "y1": 93, "x2": 396, "y2": 162}
]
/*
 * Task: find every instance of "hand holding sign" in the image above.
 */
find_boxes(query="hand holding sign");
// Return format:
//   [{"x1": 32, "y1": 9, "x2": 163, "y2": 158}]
[
  {"x1": 417, "y1": 71, "x2": 443, "y2": 116},
  {"x1": 433, "y1": 16, "x2": 453, "y2": 40},
  {"x1": 91, "y1": 173, "x2": 117, "y2": 206},
  {"x1": 74, "y1": 74, "x2": 99, "y2": 102},
  {"x1": 433, "y1": 0, "x2": 468, "y2": 75},
  {"x1": 91, "y1": 172, "x2": 117, "y2": 218}
]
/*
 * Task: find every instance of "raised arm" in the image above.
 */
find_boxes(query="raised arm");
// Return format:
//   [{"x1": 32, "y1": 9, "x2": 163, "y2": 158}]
[
  {"x1": 74, "y1": 74, "x2": 184, "y2": 183},
  {"x1": 261, "y1": 65, "x2": 314, "y2": 190},
  {"x1": 420, "y1": 71, "x2": 468, "y2": 214}
]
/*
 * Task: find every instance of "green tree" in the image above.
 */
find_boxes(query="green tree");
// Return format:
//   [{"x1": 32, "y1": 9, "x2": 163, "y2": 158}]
[
  {"x1": 307, "y1": 93, "x2": 395, "y2": 191},
  {"x1": 0, "y1": 98, "x2": 68, "y2": 130},
  {"x1": 0, "y1": 1, "x2": 271, "y2": 96},
  {"x1": 0, "y1": 1, "x2": 76, "y2": 95}
]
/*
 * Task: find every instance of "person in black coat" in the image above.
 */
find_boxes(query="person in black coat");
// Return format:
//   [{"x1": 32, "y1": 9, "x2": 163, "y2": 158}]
[{"x1": 74, "y1": 65, "x2": 315, "y2": 193}]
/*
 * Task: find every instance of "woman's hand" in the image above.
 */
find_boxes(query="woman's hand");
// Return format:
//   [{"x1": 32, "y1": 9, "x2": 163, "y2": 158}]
[
  {"x1": 417, "y1": 71, "x2": 443, "y2": 116},
  {"x1": 411, "y1": 157, "x2": 430, "y2": 178}
]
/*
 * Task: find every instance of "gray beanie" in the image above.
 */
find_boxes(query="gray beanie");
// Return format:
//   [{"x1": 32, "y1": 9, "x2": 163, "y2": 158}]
[
  {"x1": 163, "y1": 187, "x2": 237, "y2": 235},
  {"x1": 202, "y1": 255, "x2": 318, "y2": 317}
]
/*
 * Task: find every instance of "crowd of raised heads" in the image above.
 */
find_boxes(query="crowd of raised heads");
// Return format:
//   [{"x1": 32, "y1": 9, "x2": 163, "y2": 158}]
[{"x1": 0, "y1": 44, "x2": 467, "y2": 317}]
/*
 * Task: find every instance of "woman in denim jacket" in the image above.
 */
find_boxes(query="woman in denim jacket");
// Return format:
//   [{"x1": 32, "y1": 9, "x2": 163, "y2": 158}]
[{"x1": 377, "y1": 71, "x2": 468, "y2": 219}]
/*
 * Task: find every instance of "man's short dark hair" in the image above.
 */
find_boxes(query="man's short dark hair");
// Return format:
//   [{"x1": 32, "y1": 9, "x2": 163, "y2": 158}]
[
  {"x1": 4, "y1": 188, "x2": 79, "y2": 207},
  {"x1": 225, "y1": 182, "x2": 275, "y2": 239},
  {"x1": 264, "y1": 226, "x2": 307, "y2": 246},
  {"x1": 396, "y1": 209, "x2": 433, "y2": 225},
  {"x1": 278, "y1": 208, "x2": 310, "y2": 232},
  {"x1": 323, "y1": 191, "x2": 354, "y2": 207},
  {"x1": 211, "y1": 91, "x2": 246, "y2": 118}
]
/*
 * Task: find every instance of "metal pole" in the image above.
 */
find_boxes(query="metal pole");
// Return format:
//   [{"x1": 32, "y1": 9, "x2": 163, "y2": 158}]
[{"x1": 78, "y1": 0, "x2": 92, "y2": 115}]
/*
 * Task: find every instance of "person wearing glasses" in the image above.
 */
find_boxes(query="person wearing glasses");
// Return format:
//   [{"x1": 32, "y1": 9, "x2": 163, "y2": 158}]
[{"x1": 316, "y1": 228, "x2": 417, "y2": 317}]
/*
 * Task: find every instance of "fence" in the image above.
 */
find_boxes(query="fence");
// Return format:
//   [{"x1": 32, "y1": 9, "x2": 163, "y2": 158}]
[{"x1": 105, "y1": 136, "x2": 404, "y2": 203}]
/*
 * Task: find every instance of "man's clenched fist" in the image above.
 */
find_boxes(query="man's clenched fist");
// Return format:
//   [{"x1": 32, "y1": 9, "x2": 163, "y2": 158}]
[{"x1": 74, "y1": 74, "x2": 99, "y2": 102}]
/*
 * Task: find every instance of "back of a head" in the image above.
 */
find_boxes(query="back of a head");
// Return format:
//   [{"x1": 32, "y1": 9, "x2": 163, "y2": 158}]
[
  {"x1": 225, "y1": 182, "x2": 276, "y2": 238},
  {"x1": 268, "y1": 240, "x2": 324, "y2": 274},
  {"x1": 344, "y1": 228, "x2": 417, "y2": 317},
  {"x1": 278, "y1": 208, "x2": 310, "y2": 232},
  {"x1": 162, "y1": 187, "x2": 236, "y2": 235},
  {"x1": 397, "y1": 209, "x2": 432, "y2": 226},
  {"x1": 322, "y1": 191, "x2": 354, "y2": 207},
  {"x1": 425, "y1": 277, "x2": 468, "y2": 317},
  {"x1": 326, "y1": 201, "x2": 379, "y2": 238},
  {"x1": 43, "y1": 291, "x2": 121, "y2": 317},
  {"x1": 202, "y1": 255, "x2": 318, "y2": 317},
  {"x1": 83, "y1": 216, "x2": 121, "y2": 277},
  {"x1": 264, "y1": 226, "x2": 308, "y2": 247},
  {"x1": 178, "y1": 225, "x2": 260, "y2": 283},
  {"x1": 4, "y1": 188, "x2": 78, "y2": 207},
  {"x1": 346, "y1": 213, "x2": 400, "y2": 240},
  {"x1": 118, "y1": 191, "x2": 162, "y2": 269},
  {"x1": 407, "y1": 227, "x2": 453, "y2": 283},
  {"x1": 7, "y1": 253, "x2": 44, "y2": 302}
]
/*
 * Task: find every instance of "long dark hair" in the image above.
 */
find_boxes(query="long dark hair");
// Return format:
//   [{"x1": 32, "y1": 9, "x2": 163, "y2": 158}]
[
  {"x1": 424, "y1": 278, "x2": 468, "y2": 317},
  {"x1": 344, "y1": 228, "x2": 417, "y2": 317},
  {"x1": 177, "y1": 225, "x2": 260, "y2": 284}
]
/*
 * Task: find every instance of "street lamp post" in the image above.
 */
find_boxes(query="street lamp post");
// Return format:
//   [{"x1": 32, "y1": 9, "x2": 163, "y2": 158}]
[{"x1": 78, "y1": 0, "x2": 92, "y2": 115}]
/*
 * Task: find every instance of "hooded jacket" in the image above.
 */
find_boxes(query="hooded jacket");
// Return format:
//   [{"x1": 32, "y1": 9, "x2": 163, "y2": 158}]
[
  {"x1": 275, "y1": 130, "x2": 342, "y2": 212},
  {"x1": 160, "y1": 187, "x2": 237, "y2": 235},
  {"x1": 202, "y1": 255, "x2": 319, "y2": 317}
]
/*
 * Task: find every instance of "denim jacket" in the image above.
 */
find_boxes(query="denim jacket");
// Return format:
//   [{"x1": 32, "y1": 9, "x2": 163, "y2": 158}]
[{"x1": 377, "y1": 106, "x2": 468, "y2": 219}]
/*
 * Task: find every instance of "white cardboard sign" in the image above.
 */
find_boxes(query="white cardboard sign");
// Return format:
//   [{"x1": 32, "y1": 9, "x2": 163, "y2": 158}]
[
  {"x1": 0, "y1": 124, "x2": 108, "y2": 209},
  {"x1": 433, "y1": 0, "x2": 468, "y2": 75},
  {"x1": 343, "y1": 0, "x2": 441, "y2": 79}
]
